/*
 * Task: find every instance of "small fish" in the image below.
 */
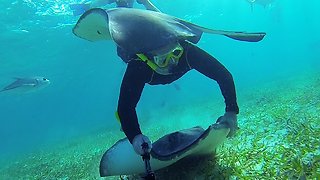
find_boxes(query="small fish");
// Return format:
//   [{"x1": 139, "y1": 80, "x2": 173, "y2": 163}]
[
  {"x1": 173, "y1": 83, "x2": 181, "y2": 91},
  {"x1": 247, "y1": 0, "x2": 274, "y2": 10},
  {"x1": 0, "y1": 76, "x2": 50, "y2": 93}
]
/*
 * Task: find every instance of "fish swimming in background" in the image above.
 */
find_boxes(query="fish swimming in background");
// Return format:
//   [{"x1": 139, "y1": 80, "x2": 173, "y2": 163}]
[
  {"x1": 173, "y1": 83, "x2": 181, "y2": 91},
  {"x1": 0, "y1": 77, "x2": 50, "y2": 93},
  {"x1": 247, "y1": 0, "x2": 274, "y2": 10}
]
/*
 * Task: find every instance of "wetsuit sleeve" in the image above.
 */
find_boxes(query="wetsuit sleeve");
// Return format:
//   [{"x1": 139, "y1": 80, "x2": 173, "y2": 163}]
[
  {"x1": 117, "y1": 60, "x2": 153, "y2": 143},
  {"x1": 186, "y1": 44, "x2": 239, "y2": 114}
]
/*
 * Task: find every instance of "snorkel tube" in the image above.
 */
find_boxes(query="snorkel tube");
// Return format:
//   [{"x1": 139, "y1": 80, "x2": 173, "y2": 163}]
[{"x1": 141, "y1": 143, "x2": 156, "y2": 180}]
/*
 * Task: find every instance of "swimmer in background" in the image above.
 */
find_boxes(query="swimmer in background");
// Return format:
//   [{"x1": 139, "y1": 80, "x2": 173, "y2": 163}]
[{"x1": 69, "y1": 0, "x2": 160, "y2": 15}]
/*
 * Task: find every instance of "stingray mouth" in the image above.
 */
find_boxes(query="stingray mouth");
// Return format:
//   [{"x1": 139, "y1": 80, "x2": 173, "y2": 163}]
[{"x1": 73, "y1": 8, "x2": 111, "y2": 41}]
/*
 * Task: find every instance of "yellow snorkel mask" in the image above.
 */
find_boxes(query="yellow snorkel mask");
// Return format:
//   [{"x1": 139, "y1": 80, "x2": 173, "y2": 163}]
[
  {"x1": 136, "y1": 43, "x2": 184, "y2": 75},
  {"x1": 153, "y1": 44, "x2": 184, "y2": 68}
]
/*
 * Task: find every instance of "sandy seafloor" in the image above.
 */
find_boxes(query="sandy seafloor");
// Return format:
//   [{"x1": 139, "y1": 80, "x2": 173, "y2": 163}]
[{"x1": 0, "y1": 71, "x2": 319, "y2": 179}]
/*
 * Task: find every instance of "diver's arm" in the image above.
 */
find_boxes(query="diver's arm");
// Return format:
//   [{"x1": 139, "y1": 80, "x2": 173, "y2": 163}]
[
  {"x1": 137, "y1": 0, "x2": 161, "y2": 12},
  {"x1": 117, "y1": 60, "x2": 153, "y2": 143},
  {"x1": 186, "y1": 44, "x2": 239, "y2": 114}
]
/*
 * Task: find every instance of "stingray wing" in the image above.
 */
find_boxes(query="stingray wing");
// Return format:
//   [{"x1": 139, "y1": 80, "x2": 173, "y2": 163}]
[
  {"x1": 132, "y1": 10, "x2": 266, "y2": 42},
  {"x1": 72, "y1": 8, "x2": 266, "y2": 53},
  {"x1": 106, "y1": 8, "x2": 201, "y2": 54},
  {"x1": 167, "y1": 15, "x2": 266, "y2": 42},
  {"x1": 72, "y1": 8, "x2": 112, "y2": 42}
]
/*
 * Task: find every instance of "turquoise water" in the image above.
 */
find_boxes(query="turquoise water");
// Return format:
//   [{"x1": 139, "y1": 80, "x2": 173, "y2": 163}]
[{"x1": 0, "y1": 0, "x2": 319, "y2": 178}]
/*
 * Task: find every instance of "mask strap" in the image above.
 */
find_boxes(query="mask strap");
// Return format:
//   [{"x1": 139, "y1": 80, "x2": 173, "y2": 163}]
[{"x1": 136, "y1": 53, "x2": 158, "y2": 71}]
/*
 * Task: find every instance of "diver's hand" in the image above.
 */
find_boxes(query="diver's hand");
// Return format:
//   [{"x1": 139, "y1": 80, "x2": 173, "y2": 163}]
[
  {"x1": 132, "y1": 134, "x2": 152, "y2": 155},
  {"x1": 216, "y1": 112, "x2": 238, "y2": 137}
]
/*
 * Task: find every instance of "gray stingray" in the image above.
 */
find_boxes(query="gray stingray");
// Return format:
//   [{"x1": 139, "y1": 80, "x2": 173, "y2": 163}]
[
  {"x1": 99, "y1": 122, "x2": 230, "y2": 176},
  {"x1": 73, "y1": 8, "x2": 266, "y2": 55},
  {"x1": 0, "y1": 77, "x2": 50, "y2": 93}
]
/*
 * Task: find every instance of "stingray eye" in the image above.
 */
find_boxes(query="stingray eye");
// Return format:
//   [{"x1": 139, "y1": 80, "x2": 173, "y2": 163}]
[{"x1": 43, "y1": 78, "x2": 47, "y2": 81}]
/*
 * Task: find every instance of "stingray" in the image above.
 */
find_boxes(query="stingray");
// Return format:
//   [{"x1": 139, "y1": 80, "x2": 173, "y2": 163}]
[
  {"x1": 73, "y1": 8, "x2": 266, "y2": 56},
  {"x1": 99, "y1": 123, "x2": 230, "y2": 176}
]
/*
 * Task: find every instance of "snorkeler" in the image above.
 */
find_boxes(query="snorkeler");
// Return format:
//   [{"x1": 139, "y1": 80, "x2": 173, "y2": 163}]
[
  {"x1": 117, "y1": 40, "x2": 240, "y2": 156},
  {"x1": 72, "y1": 7, "x2": 262, "y2": 158},
  {"x1": 69, "y1": 0, "x2": 160, "y2": 16}
]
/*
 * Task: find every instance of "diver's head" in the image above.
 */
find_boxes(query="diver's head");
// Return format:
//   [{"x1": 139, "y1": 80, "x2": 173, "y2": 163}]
[
  {"x1": 137, "y1": 42, "x2": 184, "y2": 75},
  {"x1": 149, "y1": 42, "x2": 184, "y2": 69}
]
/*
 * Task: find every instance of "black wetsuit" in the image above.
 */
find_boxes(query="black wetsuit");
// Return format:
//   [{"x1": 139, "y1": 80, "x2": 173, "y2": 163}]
[{"x1": 117, "y1": 41, "x2": 239, "y2": 143}]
